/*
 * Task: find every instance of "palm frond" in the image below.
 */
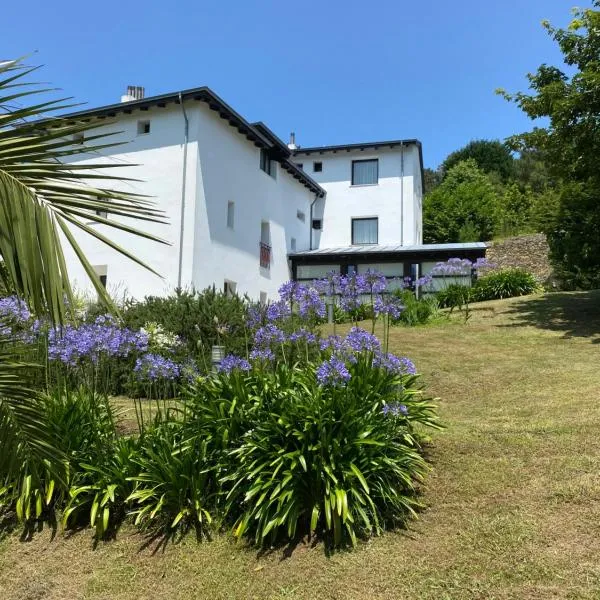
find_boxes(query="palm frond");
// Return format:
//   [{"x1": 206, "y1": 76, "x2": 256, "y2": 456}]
[{"x1": 0, "y1": 57, "x2": 168, "y2": 322}]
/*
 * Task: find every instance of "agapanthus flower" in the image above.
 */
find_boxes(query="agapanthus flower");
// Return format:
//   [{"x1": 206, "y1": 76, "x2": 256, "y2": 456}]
[
  {"x1": 316, "y1": 356, "x2": 351, "y2": 387},
  {"x1": 134, "y1": 353, "x2": 180, "y2": 381},
  {"x1": 345, "y1": 327, "x2": 381, "y2": 353},
  {"x1": 48, "y1": 316, "x2": 148, "y2": 366},
  {"x1": 288, "y1": 328, "x2": 317, "y2": 344},
  {"x1": 374, "y1": 296, "x2": 404, "y2": 319},
  {"x1": 266, "y1": 300, "x2": 291, "y2": 322},
  {"x1": 414, "y1": 274, "x2": 433, "y2": 289},
  {"x1": 247, "y1": 304, "x2": 267, "y2": 329},
  {"x1": 249, "y1": 346, "x2": 275, "y2": 361},
  {"x1": 218, "y1": 354, "x2": 251, "y2": 374},
  {"x1": 382, "y1": 402, "x2": 409, "y2": 417},
  {"x1": 0, "y1": 296, "x2": 31, "y2": 325},
  {"x1": 312, "y1": 271, "x2": 341, "y2": 297},
  {"x1": 253, "y1": 324, "x2": 286, "y2": 347},
  {"x1": 374, "y1": 352, "x2": 417, "y2": 375},
  {"x1": 361, "y1": 270, "x2": 387, "y2": 294},
  {"x1": 297, "y1": 286, "x2": 326, "y2": 318}
]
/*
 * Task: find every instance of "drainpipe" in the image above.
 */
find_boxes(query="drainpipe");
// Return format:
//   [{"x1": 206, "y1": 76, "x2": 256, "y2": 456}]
[
  {"x1": 177, "y1": 92, "x2": 189, "y2": 289},
  {"x1": 309, "y1": 192, "x2": 320, "y2": 250},
  {"x1": 400, "y1": 142, "x2": 404, "y2": 246}
]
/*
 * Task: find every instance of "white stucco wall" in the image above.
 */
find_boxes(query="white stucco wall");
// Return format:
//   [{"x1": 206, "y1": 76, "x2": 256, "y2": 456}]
[
  {"x1": 61, "y1": 100, "x2": 314, "y2": 302},
  {"x1": 190, "y1": 102, "x2": 314, "y2": 300},
  {"x1": 295, "y1": 145, "x2": 422, "y2": 248},
  {"x1": 61, "y1": 104, "x2": 197, "y2": 301}
]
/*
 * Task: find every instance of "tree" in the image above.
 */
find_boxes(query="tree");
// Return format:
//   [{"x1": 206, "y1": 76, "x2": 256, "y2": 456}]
[
  {"x1": 0, "y1": 59, "x2": 165, "y2": 492},
  {"x1": 441, "y1": 139, "x2": 515, "y2": 181},
  {"x1": 499, "y1": 2, "x2": 600, "y2": 288},
  {"x1": 423, "y1": 160, "x2": 500, "y2": 243},
  {"x1": 423, "y1": 167, "x2": 443, "y2": 195}
]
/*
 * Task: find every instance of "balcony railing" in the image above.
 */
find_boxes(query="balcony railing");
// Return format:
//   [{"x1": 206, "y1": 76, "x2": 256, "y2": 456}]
[{"x1": 259, "y1": 241, "x2": 271, "y2": 269}]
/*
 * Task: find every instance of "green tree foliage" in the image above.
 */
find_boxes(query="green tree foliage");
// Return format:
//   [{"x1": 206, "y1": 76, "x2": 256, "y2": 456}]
[
  {"x1": 423, "y1": 167, "x2": 443, "y2": 195},
  {"x1": 423, "y1": 160, "x2": 499, "y2": 243},
  {"x1": 499, "y1": 2, "x2": 600, "y2": 288},
  {"x1": 442, "y1": 139, "x2": 515, "y2": 181}
]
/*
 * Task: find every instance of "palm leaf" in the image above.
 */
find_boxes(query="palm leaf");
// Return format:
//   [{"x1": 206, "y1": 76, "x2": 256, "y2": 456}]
[{"x1": 0, "y1": 57, "x2": 168, "y2": 321}]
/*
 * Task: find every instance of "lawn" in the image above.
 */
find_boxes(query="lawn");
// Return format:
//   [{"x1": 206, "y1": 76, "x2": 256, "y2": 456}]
[{"x1": 1, "y1": 291, "x2": 600, "y2": 600}]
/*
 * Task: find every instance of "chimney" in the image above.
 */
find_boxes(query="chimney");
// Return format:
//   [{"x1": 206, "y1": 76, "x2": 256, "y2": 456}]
[
  {"x1": 120, "y1": 85, "x2": 145, "y2": 103},
  {"x1": 287, "y1": 132, "x2": 297, "y2": 150}
]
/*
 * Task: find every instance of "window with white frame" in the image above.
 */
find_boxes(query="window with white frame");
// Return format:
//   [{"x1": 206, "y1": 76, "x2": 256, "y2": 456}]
[
  {"x1": 351, "y1": 217, "x2": 378, "y2": 245},
  {"x1": 351, "y1": 159, "x2": 378, "y2": 185}
]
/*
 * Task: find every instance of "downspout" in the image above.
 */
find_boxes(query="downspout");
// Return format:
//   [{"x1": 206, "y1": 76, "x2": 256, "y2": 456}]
[
  {"x1": 177, "y1": 92, "x2": 189, "y2": 289},
  {"x1": 400, "y1": 142, "x2": 404, "y2": 246},
  {"x1": 309, "y1": 192, "x2": 320, "y2": 250}
]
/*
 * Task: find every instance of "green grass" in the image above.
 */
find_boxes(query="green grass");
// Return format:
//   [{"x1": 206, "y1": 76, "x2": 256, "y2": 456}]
[{"x1": 2, "y1": 291, "x2": 600, "y2": 599}]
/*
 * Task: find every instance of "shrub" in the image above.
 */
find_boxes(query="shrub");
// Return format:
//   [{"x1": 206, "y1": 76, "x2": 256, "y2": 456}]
[
  {"x1": 121, "y1": 287, "x2": 249, "y2": 362},
  {"x1": 392, "y1": 290, "x2": 441, "y2": 326},
  {"x1": 127, "y1": 423, "x2": 213, "y2": 537},
  {"x1": 217, "y1": 358, "x2": 438, "y2": 547},
  {"x1": 471, "y1": 268, "x2": 539, "y2": 301},
  {"x1": 63, "y1": 436, "x2": 138, "y2": 538},
  {"x1": 435, "y1": 283, "x2": 472, "y2": 311}
]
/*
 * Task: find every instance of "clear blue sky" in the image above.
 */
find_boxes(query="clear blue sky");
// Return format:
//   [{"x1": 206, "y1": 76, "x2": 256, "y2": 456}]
[{"x1": 4, "y1": 0, "x2": 581, "y2": 168}]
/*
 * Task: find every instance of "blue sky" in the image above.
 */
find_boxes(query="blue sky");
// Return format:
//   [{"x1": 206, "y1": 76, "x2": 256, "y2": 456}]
[{"x1": 5, "y1": 1, "x2": 580, "y2": 168}]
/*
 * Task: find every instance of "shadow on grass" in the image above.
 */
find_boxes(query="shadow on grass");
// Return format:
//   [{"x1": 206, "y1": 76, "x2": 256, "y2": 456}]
[{"x1": 499, "y1": 290, "x2": 600, "y2": 343}]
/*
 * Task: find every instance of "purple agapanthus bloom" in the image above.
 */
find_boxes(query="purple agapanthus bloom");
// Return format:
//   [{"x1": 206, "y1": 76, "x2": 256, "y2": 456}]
[
  {"x1": 374, "y1": 352, "x2": 417, "y2": 375},
  {"x1": 288, "y1": 328, "x2": 317, "y2": 344},
  {"x1": 266, "y1": 300, "x2": 291, "y2": 322},
  {"x1": 345, "y1": 327, "x2": 381, "y2": 353},
  {"x1": 249, "y1": 346, "x2": 275, "y2": 361},
  {"x1": 414, "y1": 274, "x2": 433, "y2": 289},
  {"x1": 218, "y1": 354, "x2": 251, "y2": 374},
  {"x1": 382, "y1": 402, "x2": 409, "y2": 417},
  {"x1": 374, "y1": 296, "x2": 404, "y2": 319},
  {"x1": 297, "y1": 286, "x2": 326, "y2": 318},
  {"x1": 48, "y1": 315, "x2": 148, "y2": 366},
  {"x1": 316, "y1": 356, "x2": 351, "y2": 387},
  {"x1": 0, "y1": 296, "x2": 31, "y2": 325},
  {"x1": 253, "y1": 324, "x2": 286, "y2": 347},
  {"x1": 134, "y1": 353, "x2": 180, "y2": 381},
  {"x1": 247, "y1": 304, "x2": 266, "y2": 329},
  {"x1": 362, "y1": 270, "x2": 388, "y2": 294}
]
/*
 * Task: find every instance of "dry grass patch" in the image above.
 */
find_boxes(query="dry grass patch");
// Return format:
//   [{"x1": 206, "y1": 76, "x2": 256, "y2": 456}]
[{"x1": 1, "y1": 291, "x2": 600, "y2": 599}]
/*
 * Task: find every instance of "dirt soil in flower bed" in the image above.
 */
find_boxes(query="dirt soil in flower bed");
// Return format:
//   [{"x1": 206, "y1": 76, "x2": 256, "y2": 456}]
[{"x1": 2, "y1": 291, "x2": 600, "y2": 599}]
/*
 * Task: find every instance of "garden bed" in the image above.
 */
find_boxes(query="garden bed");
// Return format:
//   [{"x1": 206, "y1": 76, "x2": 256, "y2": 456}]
[{"x1": 2, "y1": 291, "x2": 600, "y2": 599}]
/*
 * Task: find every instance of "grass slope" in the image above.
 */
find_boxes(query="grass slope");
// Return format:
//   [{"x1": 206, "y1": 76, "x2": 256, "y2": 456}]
[{"x1": 1, "y1": 291, "x2": 600, "y2": 600}]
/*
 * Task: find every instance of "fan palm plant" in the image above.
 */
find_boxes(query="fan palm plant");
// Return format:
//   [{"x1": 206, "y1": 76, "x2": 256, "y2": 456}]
[{"x1": 0, "y1": 57, "x2": 167, "y2": 513}]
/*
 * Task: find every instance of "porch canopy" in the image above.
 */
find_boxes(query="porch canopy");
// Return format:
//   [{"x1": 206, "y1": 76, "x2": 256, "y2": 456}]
[{"x1": 289, "y1": 242, "x2": 487, "y2": 288}]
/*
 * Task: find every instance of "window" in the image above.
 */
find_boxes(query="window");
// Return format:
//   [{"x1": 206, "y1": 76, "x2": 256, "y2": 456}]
[
  {"x1": 296, "y1": 210, "x2": 305, "y2": 222},
  {"x1": 260, "y1": 149, "x2": 276, "y2": 178},
  {"x1": 291, "y1": 237, "x2": 297, "y2": 252},
  {"x1": 227, "y1": 201, "x2": 235, "y2": 229},
  {"x1": 352, "y1": 159, "x2": 378, "y2": 185},
  {"x1": 224, "y1": 280, "x2": 237, "y2": 297},
  {"x1": 137, "y1": 120, "x2": 151, "y2": 135},
  {"x1": 95, "y1": 196, "x2": 108, "y2": 220},
  {"x1": 92, "y1": 265, "x2": 108, "y2": 290},
  {"x1": 352, "y1": 217, "x2": 378, "y2": 245},
  {"x1": 296, "y1": 163, "x2": 303, "y2": 170},
  {"x1": 312, "y1": 219, "x2": 322, "y2": 230},
  {"x1": 313, "y1": 161, "x2": 322, "y2": 173}
]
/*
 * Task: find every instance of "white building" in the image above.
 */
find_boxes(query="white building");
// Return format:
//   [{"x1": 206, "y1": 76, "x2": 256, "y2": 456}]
[{"x1": 58, "y1": 86, "x2": 485, "y2": 301}]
